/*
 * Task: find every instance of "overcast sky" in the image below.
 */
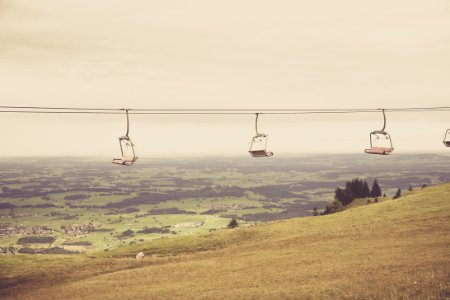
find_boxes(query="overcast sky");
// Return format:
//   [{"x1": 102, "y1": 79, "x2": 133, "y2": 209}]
[{"x1": 1, "y1": 0, "x2": 449, "y2": 157}]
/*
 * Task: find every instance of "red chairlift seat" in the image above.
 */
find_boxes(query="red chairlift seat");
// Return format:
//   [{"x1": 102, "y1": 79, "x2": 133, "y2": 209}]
[
  {"x1": 249, "y1": 150, "x2": 274, "y2": 157},
  {"x1": 112, "y1": 157, "x2": 137, "y2": 166},
  {"x1": 365, "y1": 146, "x2": 394, "y2": 155}
]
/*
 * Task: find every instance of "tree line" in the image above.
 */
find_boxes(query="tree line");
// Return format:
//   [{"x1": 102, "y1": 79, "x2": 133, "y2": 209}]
[
  {"x1": 334, "y1": 179, "x2": 382, "y2": 206},
  {"x1": 323, "y1": 179, "x2": 382, "y2": 215}
]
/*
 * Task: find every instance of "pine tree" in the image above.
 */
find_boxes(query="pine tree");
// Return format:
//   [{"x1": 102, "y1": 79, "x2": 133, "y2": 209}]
[
  {"x1": 370, "y1": 179, "x2": 382, "y2": 197},
  {"x1": 363, "y1": 181, "x2": 370, "y2": 197},
  {"x1": 393, "y1": 188, "x2": 402, "y2": 199},
  {"x1": 345, "y1": 181, "x2": 354, "y2": 199},
  {"x1": 335, "y1": 187, "x2": 352, "y2": 206},
  {"x1": 313, "y1": 207, "x2": 319, "y2": 216}
]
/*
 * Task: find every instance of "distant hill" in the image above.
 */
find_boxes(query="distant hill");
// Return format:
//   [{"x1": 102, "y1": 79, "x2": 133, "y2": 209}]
[{"x1": 1, "y1": 183, "x2": 450, "y2": 299}]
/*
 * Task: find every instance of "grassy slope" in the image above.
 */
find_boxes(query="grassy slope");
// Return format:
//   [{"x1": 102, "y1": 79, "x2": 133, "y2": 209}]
[{"x1": 1, "y1": 184, "x2": 450, "y2": 299}]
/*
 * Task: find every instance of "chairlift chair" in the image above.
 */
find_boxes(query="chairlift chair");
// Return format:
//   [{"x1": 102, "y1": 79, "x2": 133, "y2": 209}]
[
  {"x1": 112, "y1": 109, "x2": 138, "y2": 166},
  {"x1": 364, "y1": 109, "x2": 394, "y2": 155},
  {"x1": 443, "y1": 129, "x2": 450, "y2": 147},
  {"x1": 249, "y1": 113, "x2": 273, "y2": 157}
]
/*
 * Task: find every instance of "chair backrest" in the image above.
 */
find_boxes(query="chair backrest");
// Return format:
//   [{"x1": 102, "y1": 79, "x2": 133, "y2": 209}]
[{"x1": 368, "y1": 131, "x2": 393, "y2": 150}]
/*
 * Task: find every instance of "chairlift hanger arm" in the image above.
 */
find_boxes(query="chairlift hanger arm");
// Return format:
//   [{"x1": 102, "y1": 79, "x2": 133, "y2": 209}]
[
  {"x1": 380, "y1": 109, "x2": 387, "y2": 131},
  {"x1": 123, "y1": 109, "x2": 130, "y2": 137}
]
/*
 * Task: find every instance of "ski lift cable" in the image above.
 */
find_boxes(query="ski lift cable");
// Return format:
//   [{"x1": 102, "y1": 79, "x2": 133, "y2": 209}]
[
  {"x1": 1, "y1": 105, "x2": 450, "y2": 115},
  {"x1": 1, "y1": 105, "x2": 450, "y2": 112},
  {"x1": 0, "y1": 110, "x2": 397, "y2": 115}
]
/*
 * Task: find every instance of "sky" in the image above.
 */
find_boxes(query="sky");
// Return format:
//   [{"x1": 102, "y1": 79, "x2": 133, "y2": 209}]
[{"x1": 0, "y1": 0, "x2": 449, "y2": 157}]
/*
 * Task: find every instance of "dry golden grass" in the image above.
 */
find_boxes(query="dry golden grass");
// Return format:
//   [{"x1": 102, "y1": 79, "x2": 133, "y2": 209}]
[{"x1": 1, "y1": 183, "x2": 450, "y2": 299}]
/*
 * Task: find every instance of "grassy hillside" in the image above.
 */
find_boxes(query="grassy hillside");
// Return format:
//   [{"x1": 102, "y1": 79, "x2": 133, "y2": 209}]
[{"x1": 1, "y1": 183, "x2": 450, "y2": 299}]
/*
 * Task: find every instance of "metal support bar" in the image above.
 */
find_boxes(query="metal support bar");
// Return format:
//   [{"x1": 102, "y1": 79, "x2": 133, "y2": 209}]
[
  {"x1": 381, "y1": 109, "x2": 386, "y2": 131},
  {"x1": 123, "y1": 109, "x2": 130, "y2": 137},
  {"x1": 255, "y1": 113, "x2": 260, "y2": 135}
]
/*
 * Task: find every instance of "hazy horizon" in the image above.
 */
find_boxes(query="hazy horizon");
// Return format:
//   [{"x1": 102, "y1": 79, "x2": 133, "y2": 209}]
[{"x1": 0, "y1": 152, "x2": 449, "y2": 159}]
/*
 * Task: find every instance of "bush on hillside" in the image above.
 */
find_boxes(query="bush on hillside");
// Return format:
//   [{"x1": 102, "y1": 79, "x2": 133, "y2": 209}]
[
  {"x1": 227, "y1": 218, "x2": 239, "y2": 229},
  {"x1": 322, "y1": 200, "x2": 343, "y2": 215}
]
